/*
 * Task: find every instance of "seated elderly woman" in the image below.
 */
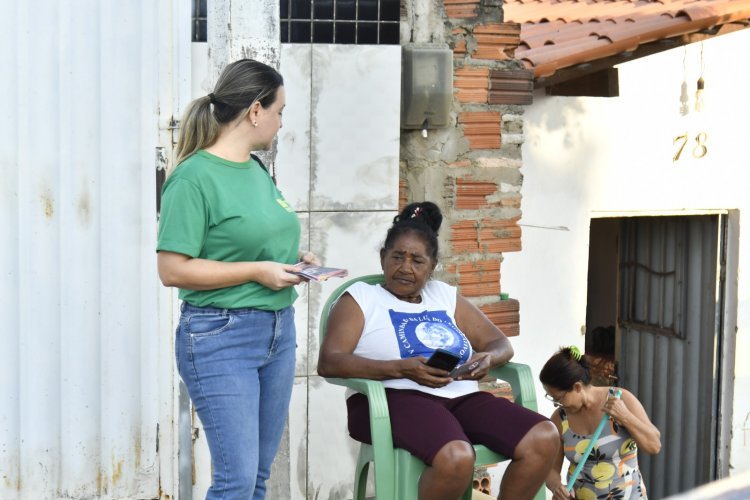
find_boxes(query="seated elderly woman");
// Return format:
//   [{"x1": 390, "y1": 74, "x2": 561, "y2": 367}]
[{"x1": 318, "y1": 201, "x2": 559, "y2": 500}]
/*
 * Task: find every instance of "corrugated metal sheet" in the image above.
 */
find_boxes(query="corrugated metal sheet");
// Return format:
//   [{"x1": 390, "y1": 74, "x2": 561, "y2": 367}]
[
  {"x1": 618, "y1": 215, "x2": 723, "y2": 498},
  {"x1": 0, "y1": 1, "x2": 186, "y2": 498}
]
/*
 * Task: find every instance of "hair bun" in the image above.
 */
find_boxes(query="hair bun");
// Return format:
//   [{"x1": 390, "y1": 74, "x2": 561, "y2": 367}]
[{"x1": 395, "y1": 202, "x2": 443, "y2": 234}]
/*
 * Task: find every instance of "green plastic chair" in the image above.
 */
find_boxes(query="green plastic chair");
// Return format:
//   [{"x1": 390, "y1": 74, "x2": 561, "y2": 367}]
[{"x1": 318, "y1": 274, "x2": 546, "y2": 500}]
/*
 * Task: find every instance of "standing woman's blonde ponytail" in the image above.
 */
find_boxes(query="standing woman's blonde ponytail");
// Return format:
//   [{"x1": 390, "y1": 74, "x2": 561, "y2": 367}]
[
  {"x1": 173, "y1": 59, "x2": 284, "y2": 169},
  {"x1": 174, "y1": 95, "x2": 220, "y2": 166}
]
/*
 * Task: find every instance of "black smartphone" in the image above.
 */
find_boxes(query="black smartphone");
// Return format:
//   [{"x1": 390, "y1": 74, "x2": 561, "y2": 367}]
[{"x1": 425, "y1": 348, "x2": 461, "y2": 372}]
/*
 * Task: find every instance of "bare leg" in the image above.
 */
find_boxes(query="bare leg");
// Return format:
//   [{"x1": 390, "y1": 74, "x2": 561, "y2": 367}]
[
  {"x1": 419, "y1": 440, "x2": 475, "y2": 500},
  {"x1": 498, "y1": 421, "x2": 559, "y2": 500}
]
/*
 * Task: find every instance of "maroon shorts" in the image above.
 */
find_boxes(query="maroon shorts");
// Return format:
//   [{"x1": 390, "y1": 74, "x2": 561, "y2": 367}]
[{"x1": 346, "y1": 389, "x2": 549, "y2": 466}]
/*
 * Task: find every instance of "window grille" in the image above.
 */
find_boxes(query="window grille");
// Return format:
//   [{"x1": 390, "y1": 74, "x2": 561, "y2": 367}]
[
  {"x1": 191, "y1": 1, "x2": 399, "y2": 45},
  {"x1": 281, "y1": 0, "x2": 400, "y2": 44},
  {"x1": 192, "y1": 0, "x2": 207, "y2": 42}
]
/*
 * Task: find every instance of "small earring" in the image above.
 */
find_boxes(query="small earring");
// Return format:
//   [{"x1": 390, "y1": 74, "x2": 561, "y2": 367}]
[{"x1": 253, "y1": 122, "x2": 258, "y2": 127}]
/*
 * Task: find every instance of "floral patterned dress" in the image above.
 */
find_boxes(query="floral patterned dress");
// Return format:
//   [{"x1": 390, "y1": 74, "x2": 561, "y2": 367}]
[{"x1": 560, "y1": 388, "x2": 647, "y2": 500}]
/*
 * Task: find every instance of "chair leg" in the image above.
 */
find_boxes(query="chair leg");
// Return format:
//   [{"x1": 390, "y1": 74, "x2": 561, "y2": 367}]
[
  {"x1": 353, "y1": 462, "x2": 369, "y2": 500},
  {"x1": 353, "y1": 448, "x2": 372, "y2": 500},
  {"x1": 394, "y1": 448, "x2": 425, "y2": 499}
]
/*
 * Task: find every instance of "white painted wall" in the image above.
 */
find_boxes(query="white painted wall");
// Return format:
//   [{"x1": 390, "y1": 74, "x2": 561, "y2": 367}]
[{"x1": 503, "y1": 28, "x2": 750, "y2": 482}]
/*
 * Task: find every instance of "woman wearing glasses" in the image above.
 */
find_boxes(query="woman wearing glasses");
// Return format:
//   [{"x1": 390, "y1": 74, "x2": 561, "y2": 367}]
[{"x1": 540, "y1": 347, "x2": 661, "y2": 499}]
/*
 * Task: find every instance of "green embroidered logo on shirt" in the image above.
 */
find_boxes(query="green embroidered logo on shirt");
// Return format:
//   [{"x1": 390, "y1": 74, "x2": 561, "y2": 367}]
[{"x1": 276, "y1": 198, "x2": 294, "y2": 212}]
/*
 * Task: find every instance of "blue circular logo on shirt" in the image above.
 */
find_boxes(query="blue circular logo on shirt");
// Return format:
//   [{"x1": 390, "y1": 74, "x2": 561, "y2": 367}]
[{"x1": 416, "y1": 322, "x2": 460, "y2": 350}]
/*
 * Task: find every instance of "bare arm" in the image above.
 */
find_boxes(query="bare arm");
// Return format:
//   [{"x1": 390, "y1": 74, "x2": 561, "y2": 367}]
[
  {"x1": 317, "y1": 293, "x2": 454, "y2": 388},
  {"x1": 157, "y1": 250, "x2": 302, "y2": 291},
  {"x1": 603, "y1": 388, "x2": 662, "y2": 454},
  {"x1": 452, "y1": 294, "x2": 514, "y2": 380},
  {"x1": 545, "y1": 411, "x2": 574, "y2": 499}
]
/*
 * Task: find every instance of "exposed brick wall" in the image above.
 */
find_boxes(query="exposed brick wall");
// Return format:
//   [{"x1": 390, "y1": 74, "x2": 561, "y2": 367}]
[
  {"x1": 399, "y1": 176, "x2": 409, "y2": 211},
  {"x1": 400, "y1": 0, "x2": 530, "y2": 337},
  {"x1": 455, "y1": 66, "x2": 489, "y2": 103},
  {"x1": 451, "y1": 216, "x2": 521, "y2": 254},
  {"x1": 490, "y1": 69, "x2": 534, "y2": 105},
  {"x1": 457, "y1": 112, "x2": 502, "y2": 149},
  {"x1": 444, "y1": 0, "x2": 481, "y2": 19},
  {"x1": 472, "y1": 23, "x2": 521, "y2": 60},
  {"x1": 455, "y1": 178, "x2": 501, "y2": 208},
  {"x1": 456, "y1": 259, "x2": 501, "y2": 297},
  {"x1": 480, "y1": 299, "x2": 520, "y2": 337}
]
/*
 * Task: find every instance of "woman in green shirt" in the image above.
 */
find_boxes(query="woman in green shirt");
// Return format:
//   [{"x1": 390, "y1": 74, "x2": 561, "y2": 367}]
[{"x1": 157, "y1": 59, "x2": 316, "y2": 500}]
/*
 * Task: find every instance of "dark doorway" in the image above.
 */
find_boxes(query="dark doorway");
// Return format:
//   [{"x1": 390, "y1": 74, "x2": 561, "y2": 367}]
[{"x1": 585, "y1": 214, "x2": 735, "y2": 499}]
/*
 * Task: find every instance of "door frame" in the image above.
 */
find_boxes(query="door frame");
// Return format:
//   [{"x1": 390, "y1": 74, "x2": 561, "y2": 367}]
[{"x1": 156, "y1": 0, "x2": 194, "y2": 498}]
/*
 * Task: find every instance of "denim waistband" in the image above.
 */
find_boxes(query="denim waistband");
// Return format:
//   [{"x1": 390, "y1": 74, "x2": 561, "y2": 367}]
[{"x1": 180, "y1": 302, "x2": 290, "y2": 316}]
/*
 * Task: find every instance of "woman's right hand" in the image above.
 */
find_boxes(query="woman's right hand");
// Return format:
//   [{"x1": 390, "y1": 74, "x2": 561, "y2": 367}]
[
  {"x1": 158, "y1": 251, "x2": 302, "y2": 291},
  {"x1": 255, "y1": 262, "x2": 303, "y2": 290},
  {"x1": 400, "y1": 357, "x2": 453, "y2": 388},
  {"x1": 550, "y1": 483, "x2": 574, "y2": 500}
]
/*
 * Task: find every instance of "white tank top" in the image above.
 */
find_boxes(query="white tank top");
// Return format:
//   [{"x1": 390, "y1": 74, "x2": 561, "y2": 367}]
[{"x1": 346, "y1": 280, "x2": 478, "y2": 399}]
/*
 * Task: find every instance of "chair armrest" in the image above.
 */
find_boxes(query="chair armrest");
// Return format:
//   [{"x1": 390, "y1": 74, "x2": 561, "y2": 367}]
[
  {"x1": 488, "y1": 362, "x2": 539, "y2": 412},
  {"x1": 324, "y1": 377, "x2": 396, "y2": 478}
]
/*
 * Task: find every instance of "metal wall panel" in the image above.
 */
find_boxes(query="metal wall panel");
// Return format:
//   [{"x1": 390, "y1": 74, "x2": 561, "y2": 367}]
[
  {"x1": 618, "y1": 216, "x2": 722, "y2": 498},
  {"x1": 0, "y1": 1, "x2": 182, "y2": 498}
]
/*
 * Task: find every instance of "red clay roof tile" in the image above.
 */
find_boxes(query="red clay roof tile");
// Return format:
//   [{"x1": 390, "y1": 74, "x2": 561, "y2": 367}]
[{"x1": 504, "y1": 0, "x2": 750, "y2": 80}]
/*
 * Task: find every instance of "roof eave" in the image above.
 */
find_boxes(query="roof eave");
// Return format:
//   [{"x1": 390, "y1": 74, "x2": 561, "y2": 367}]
[{"x1": 531, "y1": 21, "x2": 750, "y2": 89}]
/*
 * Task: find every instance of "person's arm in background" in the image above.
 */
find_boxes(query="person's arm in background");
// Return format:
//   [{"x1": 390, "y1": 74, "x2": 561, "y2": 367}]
[
  {"x1": 545, "y1": 411, "x2": 574, "y2": 499},
  {"x1": 317, "y1": 293, "x2": 454, "y2": 389},
  {"x1": 603, "y1": 388, "x2": 662, "y2": 454},
  {"x1": 452, "y1": 293, "x2": 514, "y2": 380}
]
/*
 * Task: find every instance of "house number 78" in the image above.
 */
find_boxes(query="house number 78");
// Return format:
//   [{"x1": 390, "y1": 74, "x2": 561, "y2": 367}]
[{"x1": 673, "y1": 132, "x2": 708, "y2": 162}]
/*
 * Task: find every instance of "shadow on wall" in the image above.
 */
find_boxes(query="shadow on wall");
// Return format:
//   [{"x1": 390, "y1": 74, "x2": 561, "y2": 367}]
[
  {"x1": 522, "y1": 93, "x2": 610, "y2": 196},
  {"x1": 534, "y1": 95, "x2": 587, "y2": 134},
  {"x1": 527, "y1": 94, "x2": 589, "y2": 154}
]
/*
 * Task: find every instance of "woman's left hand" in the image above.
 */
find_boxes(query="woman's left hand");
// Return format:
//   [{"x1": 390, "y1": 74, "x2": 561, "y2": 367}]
[
  {"x1": 602, "y1": 394, "x2": 631, "y2": 424},
  {"x1": 298, "y1": 250, "x2": 321, "y2": 266},
  {"x1": 453, "y1": 352, "x2": 492, "y2": 380},
  {"x1": 601, "y1": 389, "x2": 662, "y2": 454}
]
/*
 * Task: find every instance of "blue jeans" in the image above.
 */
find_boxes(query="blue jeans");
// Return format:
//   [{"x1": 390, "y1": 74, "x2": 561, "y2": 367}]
[{"x1": 176, "y1": 302, "x2": 297, "y2": 500}]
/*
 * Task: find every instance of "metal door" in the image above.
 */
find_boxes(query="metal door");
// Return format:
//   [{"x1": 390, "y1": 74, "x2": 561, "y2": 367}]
[{"x1": 617, "y1": 215, "x2": 728, "y2": 498}]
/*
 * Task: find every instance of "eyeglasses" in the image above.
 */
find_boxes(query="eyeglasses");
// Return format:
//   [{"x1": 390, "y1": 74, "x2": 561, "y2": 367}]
[{"x1": 544, "y1": 391, "x2": 568, "y2": 407}]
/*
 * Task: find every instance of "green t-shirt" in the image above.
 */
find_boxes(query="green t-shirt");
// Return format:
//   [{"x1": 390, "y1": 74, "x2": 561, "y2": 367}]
[{"x1": 157, "y1": 150, "x2": 300, "y2": 310}]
